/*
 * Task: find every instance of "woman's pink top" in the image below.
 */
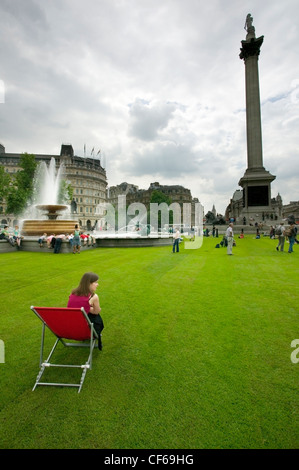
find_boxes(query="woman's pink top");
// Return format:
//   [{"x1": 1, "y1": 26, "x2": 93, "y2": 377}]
[{"x1": 67, "y1": 294, "x2": 90, "y2": 314}]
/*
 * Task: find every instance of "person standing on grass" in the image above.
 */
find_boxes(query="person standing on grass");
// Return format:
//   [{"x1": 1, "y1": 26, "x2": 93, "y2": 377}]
[
  {"x1": 287, "y1": 223, "x2": 297, "y2": 253},
  {"x1": 226, "y1": 222, "x2": 234, "y2": 255},
  {"x1": 67, "y1": 272, "x2": 104, "y2": 350},
  {"x1": 172, "y1": 228, "x2": 181, "y2": 253},
  {"x1": 276, "y1": 222, "x2": 286, "y2": 252}
]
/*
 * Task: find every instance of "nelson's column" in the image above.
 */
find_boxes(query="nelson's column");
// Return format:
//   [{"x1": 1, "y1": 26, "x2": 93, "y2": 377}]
[{"x1": 238, "y1": 14, "x2": 276, "y2": 222}]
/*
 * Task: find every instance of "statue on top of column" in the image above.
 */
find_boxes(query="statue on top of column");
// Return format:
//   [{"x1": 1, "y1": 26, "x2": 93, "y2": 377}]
[{"x1": 244, "y1": 13, "x2": 255, "y2": 35}]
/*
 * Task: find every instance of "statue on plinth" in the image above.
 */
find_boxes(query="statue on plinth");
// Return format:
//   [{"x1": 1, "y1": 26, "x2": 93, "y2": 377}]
[
  {"x1": 240, "y1": 12, "x2": 263, "y2": 59},
  {"x1": 244, "y1": 13, "x2": 256, "y2": 40}
]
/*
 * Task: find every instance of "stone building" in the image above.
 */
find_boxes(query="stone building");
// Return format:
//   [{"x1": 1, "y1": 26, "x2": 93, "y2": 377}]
[
  {"x1": 0, "y1": 143, "x2": 107, "y2": 230},
  {"x1": 107, "y1": 181, "x2": 200, "y2": 227},
  {"x1": 108, "y1": 182, "x2": 140, "y2": 207},
  {"x1": 283, "y1": 201, "x2": 299, "y2": 224}
]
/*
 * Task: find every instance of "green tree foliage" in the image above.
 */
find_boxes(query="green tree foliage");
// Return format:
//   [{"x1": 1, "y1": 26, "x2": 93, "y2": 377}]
[
  {"x1": 0, "y1": 166, "x2": 11, "y2": 203},
  {"x1": 6, "y1": 153, "x2": 37, "y2": 215},
  {"x1": 6, "y1": 189, "x2": 28, "y2": 215},
  {"x1": 150, "y1": 190, "x2": 173, "y2": 227},
  {"x1": 17, "y1": 153, "x2": 37, "y2": 192},
  {"x1": 150, "y1": 190, "x2": 172, "y2": 205}
]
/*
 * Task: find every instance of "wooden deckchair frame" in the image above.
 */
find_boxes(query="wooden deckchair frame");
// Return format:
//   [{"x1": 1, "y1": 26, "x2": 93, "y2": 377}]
[{"x1": 31, "y1": 306, "x2": 99, "y2": 393}]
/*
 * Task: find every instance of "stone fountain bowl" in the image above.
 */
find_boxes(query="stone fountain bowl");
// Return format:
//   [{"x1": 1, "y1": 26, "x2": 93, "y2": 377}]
[
  {"x1": 35, "y1": 204, "x2": 68, "y2": 220},
  {"x1": 36, "y1": 204, "x2": 68, "y2": 213},
  {"x1": 22, "y1": 204, "x2": 78, "y2": 236}
]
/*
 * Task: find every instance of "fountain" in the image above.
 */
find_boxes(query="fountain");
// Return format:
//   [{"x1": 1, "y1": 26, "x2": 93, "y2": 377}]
[{"x1": 21, "y1": 158, "x2": 79, "y2": 236}]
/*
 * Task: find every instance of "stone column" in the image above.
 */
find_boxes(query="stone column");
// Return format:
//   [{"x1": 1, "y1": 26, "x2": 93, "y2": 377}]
[
  {"x1": 240, "y1": 34, "x2": 264, "y2": 170},
  {"x1": 236, "y1": 15, "x2": 276, "y2": 224}
]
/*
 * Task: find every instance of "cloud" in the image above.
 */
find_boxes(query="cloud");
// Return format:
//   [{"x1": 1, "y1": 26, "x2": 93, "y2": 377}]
[
  {"x1": 128, "y1": 99, "x2": 177, "y2": 141},
  {"x1": 124, "y1": 140, "x2": 201, "y2": 177}
]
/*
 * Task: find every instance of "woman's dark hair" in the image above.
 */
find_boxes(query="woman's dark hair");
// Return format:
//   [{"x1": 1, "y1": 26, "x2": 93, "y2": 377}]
[{"x1": 72, "y1": 272, "x2": 99, "y2": 296}]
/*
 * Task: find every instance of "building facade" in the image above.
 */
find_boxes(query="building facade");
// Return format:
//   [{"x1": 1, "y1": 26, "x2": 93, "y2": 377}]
[
  {"x1": 108, "y1": 181, "x2": 200, "y2": 227},
  {"x1": 282, "y1": 201, "x2": 299, "y2": 224},
  {"x1": 0, "y1": 143, "x2": 108, "y2": 230}
]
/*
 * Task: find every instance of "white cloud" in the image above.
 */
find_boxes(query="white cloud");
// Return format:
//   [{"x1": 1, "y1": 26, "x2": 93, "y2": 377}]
[{"x1": 128, "y1": 99, "x2": 177, "y2": 141}]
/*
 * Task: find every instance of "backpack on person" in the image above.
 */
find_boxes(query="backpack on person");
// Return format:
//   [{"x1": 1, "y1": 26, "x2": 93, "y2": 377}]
[
  {"x1": 275, "y1": 226, "x2": 282, "y2": 236},
  {"x1": 284, "y1": 227, "x2": 292, "y2": 237}
]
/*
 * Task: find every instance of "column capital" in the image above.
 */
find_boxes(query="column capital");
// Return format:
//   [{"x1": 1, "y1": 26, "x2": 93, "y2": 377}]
[{"x1": 239, "y1": 36, "x2": 264, "y2": 61}]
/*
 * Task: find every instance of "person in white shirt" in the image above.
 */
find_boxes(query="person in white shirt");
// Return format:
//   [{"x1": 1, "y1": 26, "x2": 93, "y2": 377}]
[
  {"x1": 276, "y1": 222, "x2": 286, "y2": 252},
  {"x1": 226, "y1": 223, "x2": 234, "y2": 255}
]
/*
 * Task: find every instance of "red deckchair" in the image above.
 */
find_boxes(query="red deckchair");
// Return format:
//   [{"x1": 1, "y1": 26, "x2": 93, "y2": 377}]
[{"x1": 31, "y1": 306, "x2": 99, "y2": 393}]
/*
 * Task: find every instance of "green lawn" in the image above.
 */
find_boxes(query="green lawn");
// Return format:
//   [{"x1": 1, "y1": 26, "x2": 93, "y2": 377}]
[{"x1": 0, "y1": 236, "x2": 298, "y2": 449}]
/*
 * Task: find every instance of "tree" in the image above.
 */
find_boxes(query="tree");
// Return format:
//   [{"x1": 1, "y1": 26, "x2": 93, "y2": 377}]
[
  {"x1": 6, "y1": 188, "x2": 28, "y2": 215},
  {"x1": 17, "y1": 153, "x2": 37, "y2": 193},
  {"x1": 6, "y1": 153, "x2": 37, "y2": 215},
  {"x1": 0, "y1": 166, "x2": 11, "y2": 205},
  {"x1": 150, "y1": 190, "x2": 172, "y2": 206},
  {"x1": 150, "y1": 190, "x2": 173, "y2": 228}
]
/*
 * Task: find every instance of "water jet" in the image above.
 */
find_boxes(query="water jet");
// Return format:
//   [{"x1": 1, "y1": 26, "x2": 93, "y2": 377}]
[{"x1": 21, "y1": 158, "x2": 79, "y2": 236}]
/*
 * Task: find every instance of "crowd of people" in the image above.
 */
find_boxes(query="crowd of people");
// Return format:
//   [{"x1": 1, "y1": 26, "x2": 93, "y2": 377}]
[
  {"x1": 38, "y1": 227, "x2": 97, "y2": 253},
  {"x1": 177, "y1": 219, "x2": 298, "y2": 256},
  {"x1": 221, "y1": 220, "x2": 298, "y2": 255}
]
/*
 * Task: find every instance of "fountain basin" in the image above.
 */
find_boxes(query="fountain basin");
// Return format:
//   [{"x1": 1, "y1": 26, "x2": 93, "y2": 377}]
[
  {"x1": 21, "y1": 219, "x2": 79, "y2": 236},
  {"x1": 21, "y1": 203, "x2": 79, "y2": 236},
  {"x1": 36, "y1": 204, "x2": 68, "y2": 220}
]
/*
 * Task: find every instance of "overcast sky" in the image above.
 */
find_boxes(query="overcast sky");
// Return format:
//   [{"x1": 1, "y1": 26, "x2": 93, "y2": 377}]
[{"x1": 1, "y1": 0, "x2": 298, "y2": 215}]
